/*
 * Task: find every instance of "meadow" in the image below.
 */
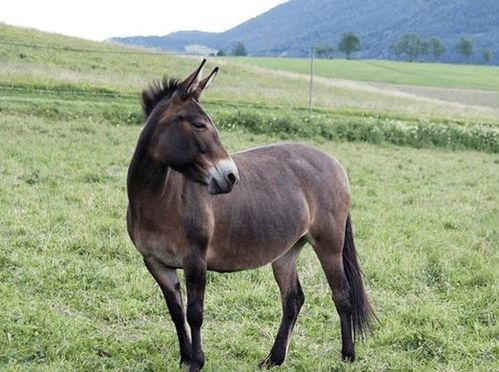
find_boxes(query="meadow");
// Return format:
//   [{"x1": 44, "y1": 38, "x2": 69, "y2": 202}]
[
  {"x1": 0, "y1": 24, "x2": 498, "y2": 371},
  {"x1": 231, "y1": 57, "x2": 499, "y2": 91}
]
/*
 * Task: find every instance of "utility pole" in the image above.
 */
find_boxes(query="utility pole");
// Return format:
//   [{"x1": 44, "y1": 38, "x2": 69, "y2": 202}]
[{"x1": 308, "y1": 46, "x2": 315, "y2": 114}]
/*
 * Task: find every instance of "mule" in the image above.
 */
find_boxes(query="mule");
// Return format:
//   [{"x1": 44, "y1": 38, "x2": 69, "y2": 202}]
[{"x1": 126, "y1": 59, "x2": 374, "y2": 371}]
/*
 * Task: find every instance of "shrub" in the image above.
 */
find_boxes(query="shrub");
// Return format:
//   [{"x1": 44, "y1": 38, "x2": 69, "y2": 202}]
[{"x1": 214, "y1": 111, "x2": 499, "y2": 153}]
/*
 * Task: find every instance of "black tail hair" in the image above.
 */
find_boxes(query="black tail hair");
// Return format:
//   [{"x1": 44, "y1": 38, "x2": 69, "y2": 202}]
[{"x1": 343, "y1": 214, "x2": 375, "y2": 339}]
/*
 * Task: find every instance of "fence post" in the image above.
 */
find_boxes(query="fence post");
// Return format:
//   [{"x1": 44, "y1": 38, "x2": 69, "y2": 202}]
[{"x1": 308, "y1": 46, "x2": 315, "y2": 114}]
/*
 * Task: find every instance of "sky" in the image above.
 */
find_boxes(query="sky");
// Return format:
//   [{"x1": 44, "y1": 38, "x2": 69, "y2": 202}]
[{"x1": 0, "y1": 0, "x2": 288, "y2": 41}]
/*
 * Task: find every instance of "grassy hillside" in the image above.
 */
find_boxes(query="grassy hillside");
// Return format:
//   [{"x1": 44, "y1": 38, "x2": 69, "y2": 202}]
[
  {"x1": 2, "y1": 23, "x2": 499, "y2": 127},
  {"x1": 1, "y1": 23, "x2": 498, "y2": 371}
]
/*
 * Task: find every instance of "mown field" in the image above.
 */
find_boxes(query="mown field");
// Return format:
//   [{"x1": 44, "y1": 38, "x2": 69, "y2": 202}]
[
  {"x1": 232, "y1": 57, "x2": 499, "y2": 91},
  {"x1": 1, "y1": 24, "x2": 498, "y2": 371}
]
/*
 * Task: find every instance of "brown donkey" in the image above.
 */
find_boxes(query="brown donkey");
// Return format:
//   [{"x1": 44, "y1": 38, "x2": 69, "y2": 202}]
[{"x1": 127, "y1": 60, "x2": 374, "y2": 371}]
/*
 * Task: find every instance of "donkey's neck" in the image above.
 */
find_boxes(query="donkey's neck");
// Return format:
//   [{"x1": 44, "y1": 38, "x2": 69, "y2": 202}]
[
  {"x1": 127, "y1": 124, "x2": 169, "y2": 199},
  {"x1": 127, "y1": 151, "x2": 168, "y2": 197}
]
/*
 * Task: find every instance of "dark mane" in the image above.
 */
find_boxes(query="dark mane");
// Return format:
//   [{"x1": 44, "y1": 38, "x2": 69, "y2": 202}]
[{"x1": 141, "y1": 77, "x2": 180, "y2": 118}]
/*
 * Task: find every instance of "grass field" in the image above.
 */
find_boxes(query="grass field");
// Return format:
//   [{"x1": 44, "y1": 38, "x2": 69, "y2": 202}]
[
  {"x1": 2, "y1": 23, "x2": 499, "y2": 125},
  {"x1": 232, "y1": 57, "x2": 499, "y2": 91},
  {"x1": 1, "y1": 107, "x2": 498, "y2": 371},
  {"x1": 1, "y1": 24, "x2": 498, "y2": 371}
]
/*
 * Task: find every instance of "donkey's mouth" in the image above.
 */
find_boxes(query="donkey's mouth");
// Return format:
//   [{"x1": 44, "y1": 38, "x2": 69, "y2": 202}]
[
  {"x1": 208, "y1": 177, "x2": 235, "y2": 195},
  {"x1": 208, "y1": 178, "x2": 222, "y2": 195},
  {"x1": 207, "y1": 158, "x2": 239, "y2": 195},
  {"x1": 180, "y1": 159, "x2": 238, "y2": 194}
]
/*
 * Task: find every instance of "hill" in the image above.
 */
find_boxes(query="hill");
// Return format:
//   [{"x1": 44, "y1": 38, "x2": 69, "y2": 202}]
[
  {"x1": 2, "y1": 22, "x2": 499, "y2": 128},
  {"x1": 111, "y1": 0, "x2": 499, "y2": 64}
]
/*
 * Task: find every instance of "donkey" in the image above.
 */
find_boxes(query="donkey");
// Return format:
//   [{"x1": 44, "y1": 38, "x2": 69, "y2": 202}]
[{"x1": 126, "y1": 59, "x2": 373, "y2": 371}]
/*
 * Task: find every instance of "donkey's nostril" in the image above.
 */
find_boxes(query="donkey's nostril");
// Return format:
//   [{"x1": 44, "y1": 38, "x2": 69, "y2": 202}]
[{"x1": 226, "y1": 172, "x2": 237, "y2": 185}]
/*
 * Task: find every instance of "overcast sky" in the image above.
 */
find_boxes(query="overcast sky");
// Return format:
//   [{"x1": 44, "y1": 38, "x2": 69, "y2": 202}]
[{"x1": 1, "y1": 0, "x2": 288, "y2": 40}]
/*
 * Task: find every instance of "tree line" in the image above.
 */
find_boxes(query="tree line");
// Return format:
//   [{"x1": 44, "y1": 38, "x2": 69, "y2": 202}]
[
  {"x1": 216, "y1": 42, "x2": 247, "y2": 57},
  {"x1": 390, "y1": 33, "x2": 492, "y2": 64},
  {"x1": 216, "y1": 33, "x2": 494, "y2": 64}
]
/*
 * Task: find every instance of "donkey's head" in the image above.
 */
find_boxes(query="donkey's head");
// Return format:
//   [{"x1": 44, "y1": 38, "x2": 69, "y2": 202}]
[{"x1": 142, "y1": 60, "x2": 239, "y2": 195}]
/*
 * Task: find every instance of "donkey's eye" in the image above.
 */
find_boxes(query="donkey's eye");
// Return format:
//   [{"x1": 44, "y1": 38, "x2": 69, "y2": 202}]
[{"x1": 192, "y1": 122, "x2": 207, "y2": 130}]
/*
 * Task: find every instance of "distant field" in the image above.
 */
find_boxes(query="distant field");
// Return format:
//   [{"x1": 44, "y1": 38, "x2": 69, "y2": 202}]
[
  {"x1": 2, "y1": 23, "x2": 499, "y2": 124},
  {"x1": 232, "y1": 57, "x2": 499, "y2": 91}
]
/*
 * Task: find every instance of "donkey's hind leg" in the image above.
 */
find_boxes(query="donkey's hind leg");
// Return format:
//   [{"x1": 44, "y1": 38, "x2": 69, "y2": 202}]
[
  {"x1": 259, "y1": 240, "x2": 306, "y2": 369},
  {"x1": 310, "y1": 221, "x2": 355, "y2": 362}
]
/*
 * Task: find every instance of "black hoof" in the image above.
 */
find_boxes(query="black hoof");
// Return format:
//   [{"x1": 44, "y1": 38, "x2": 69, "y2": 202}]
[
  {"x1": 341, "y1": 351, "x2": 355, "y2": 362},
  {"x1": 258, "y1": 355, "x2": 285, "y2": 369},
  {"x1": 258, "y1": 358, "x2": 273, "y2": 370},
  {"x1": 179, "y1": 356, "x2": 190, "y2": 367}
]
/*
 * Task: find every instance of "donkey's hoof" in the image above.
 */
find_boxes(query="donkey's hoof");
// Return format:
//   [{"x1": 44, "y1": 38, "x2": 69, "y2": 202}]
[
  {"x1": 258, "y1": 355, "x2": 284, "y2": 369},
  {"x1": 341, "y1": 350, "x2": 355, "y2": 362},
  {"x1": 258, "y1": 359, "x2": 272, "y2": 369},
  {"x1": 258, "y1": 357, "x2": 272, "y2": 369},
  {"x1": 179, "y1": 356, "x2": 190, "y2": 367}
]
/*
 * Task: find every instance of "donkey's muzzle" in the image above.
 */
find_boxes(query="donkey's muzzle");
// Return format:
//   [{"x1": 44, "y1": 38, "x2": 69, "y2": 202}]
[{"x1": 208, "y1": 158, "x2": 239, "y2": 195}]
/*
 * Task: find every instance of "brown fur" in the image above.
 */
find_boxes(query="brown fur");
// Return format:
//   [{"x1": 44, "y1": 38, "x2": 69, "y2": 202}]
[{"x1": 126, "y1": 60, "x2": 373, "y2": 371}]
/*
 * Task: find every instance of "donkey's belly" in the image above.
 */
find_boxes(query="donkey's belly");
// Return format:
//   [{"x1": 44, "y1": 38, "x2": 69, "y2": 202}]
[
  {"x1": 206, "y1": 236, "x2": 305, "y2": 272},
  {"x1": 206, "y1": 191, "x2": 310, "y2": 272}
]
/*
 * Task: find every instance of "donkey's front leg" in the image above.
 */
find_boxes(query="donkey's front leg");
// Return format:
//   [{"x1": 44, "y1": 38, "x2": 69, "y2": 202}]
[
  {"x1": 143, "y1": 257, "x2": 191, "y2": 365},
  {"x1": 184, "y1": 248, "x2": 207, "y2": 372}
]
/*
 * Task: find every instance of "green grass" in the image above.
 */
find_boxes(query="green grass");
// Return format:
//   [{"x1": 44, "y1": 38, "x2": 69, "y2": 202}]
[
  {"x1": 232, "y1": 57, "x2": 499, "y2": 91},
  {"x1": 1, "y1": 88, "x2": 497, "y2": 153},
  {"x1": 0, "y1": 22, "x2": 498, "y2": 371},
  {"x1": 1, "y1": 100, "x2": 498, "y2": 371},
  {"x1": 2, "y1": 23, "x2": 499, "y2": 124}
]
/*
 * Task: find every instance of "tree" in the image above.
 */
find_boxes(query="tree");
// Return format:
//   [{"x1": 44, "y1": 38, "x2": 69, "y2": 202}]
[
  {"x1": 456, "y1": 37, "x2": 474, "y2": 62},
  {"x1": 315, "y1": 45, "x2": 334, "y2": 59},
  {"x1": 481, "y1": 48, "x2": 493, "y2": 64},
  {"x1": 391, "y1": 33, "x2": 426, "y2": 61},
  {"x1": 428, "y1": 37, "x2": 446, "y2": 60},
  {"x1": 420, "y1": 40, "x2": 429, "y2": 57},
  {"x1": 232, "y1": 42, "x2": 247, "y2": 56},
  {"x1": 216, "y1": 49, "x2": 226, "y2": 57},
  {"x1": 338, "y1": 32, "x2": 361, "y2": 59}
]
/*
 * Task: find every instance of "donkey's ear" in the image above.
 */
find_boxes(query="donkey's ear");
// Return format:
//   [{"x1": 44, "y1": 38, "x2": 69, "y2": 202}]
[
  {"x1": 191, "y1": 67, "x2": 219, "y2": 101},
  {"x1": 179, "y1": 59, "x2": 206, "y2": 99}
]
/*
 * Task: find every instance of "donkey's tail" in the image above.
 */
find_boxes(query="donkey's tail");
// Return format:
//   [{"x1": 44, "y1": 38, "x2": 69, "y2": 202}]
[{"x1": 343, "y1": 214, "x2": 375, "y2": 339}]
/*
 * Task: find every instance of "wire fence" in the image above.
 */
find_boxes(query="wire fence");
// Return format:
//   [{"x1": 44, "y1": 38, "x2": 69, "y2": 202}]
[
  {"x1": 0, "y1": 40, "x2": 175, "y2": 98},
  {"x1": 0, "y1": 40, "x2": 311, "y2": 57},
  {"x1": 0, "y1": 39, "x2": 319, "y2": 107},
  {"x1": 0, "y1": 84, "x2": 305, "y2": 114},
  {"x1": 0, "y1": 40, "x2": 177, "y2": 56},
  {"x1": 0, "y1": 84, "x2": 138, "y2": 98}
]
